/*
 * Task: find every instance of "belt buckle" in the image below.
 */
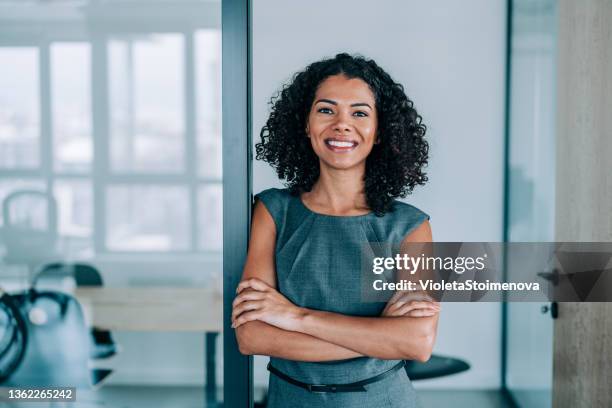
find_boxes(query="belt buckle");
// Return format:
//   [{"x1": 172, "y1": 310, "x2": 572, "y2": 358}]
[{"x1": 308, "y1": 384, "x2": 336, "y2": 393}]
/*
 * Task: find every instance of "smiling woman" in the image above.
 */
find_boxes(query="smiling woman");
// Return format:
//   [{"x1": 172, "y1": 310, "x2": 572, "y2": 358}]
[
  {"x1": 235, "y1": 53, "x2": 438, "y2": 408},
  {"x1": 255, "y1": 53, "x2": 429, "y2": 216}
]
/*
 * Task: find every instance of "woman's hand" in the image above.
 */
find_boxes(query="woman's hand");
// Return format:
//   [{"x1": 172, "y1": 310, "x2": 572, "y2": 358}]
[
  {"x1": 381, "y1": 290, "x2": 440, "y2": 317},
  {"x1": 232, "y1": 278, "x2": 306, "y2": 331}
]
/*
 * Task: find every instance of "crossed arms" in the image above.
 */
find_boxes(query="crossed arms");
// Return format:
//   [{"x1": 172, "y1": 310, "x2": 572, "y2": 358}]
[{"x1": 232, "y1": 200, "x2": 440, "y2": 363}]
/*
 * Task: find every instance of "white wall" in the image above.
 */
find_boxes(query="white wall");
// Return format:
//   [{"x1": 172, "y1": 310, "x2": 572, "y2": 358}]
[{"x1": 252, "y1": 0, "x2": 506, "y2": 389}]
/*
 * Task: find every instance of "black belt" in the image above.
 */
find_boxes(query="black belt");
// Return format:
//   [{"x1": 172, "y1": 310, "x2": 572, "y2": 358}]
[{"x1": 267, "y1": 360, "x2": 405, "y2": 393}]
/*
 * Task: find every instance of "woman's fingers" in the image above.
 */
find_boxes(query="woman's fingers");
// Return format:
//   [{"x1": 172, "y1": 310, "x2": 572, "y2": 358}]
[
  {"x1": 405, "y1": 308, "x2": 438, "y2": 317},
  {"x1": 385, "y1": 300, "x2": 406, "y2": 314},
  {"x1": 391, "y1": 300, "x2": 439, "y2": 313},
  {"x1": 236, "y1": 277, "x2": 271, "y2": 294},
  {"x1": 384, "y1": 297, "x2": 441, "y2": 317},
  {"x1": 232, "y1": 310, "x2": 263, "y2": 329},
  {"x1": 232, "y1": 289, "x2": 266, "y2": 308},
  {"x1": 387, "y1": 290, "x2": 405, "y2": 304},
  {"x1": 231, "y1": 300, "x2": 264, "y2": 324},
  {"x1": 383, "y1": 299, "x2": 403, "y2": 314},
  {"x1": 390, "y1": 304, "x2": 438, "y2": 317},
  {"x1": 392, "y1": 301, "x2": 440, "y2": 317}
]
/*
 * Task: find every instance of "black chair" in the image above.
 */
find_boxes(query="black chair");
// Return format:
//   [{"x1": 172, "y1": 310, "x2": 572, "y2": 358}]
[
  {"x1": 35, "y1": 263, "x2": 119, "y2": 359},
  {"x1": 404, "y1": 354, "x2": 470, "y2": 380}
]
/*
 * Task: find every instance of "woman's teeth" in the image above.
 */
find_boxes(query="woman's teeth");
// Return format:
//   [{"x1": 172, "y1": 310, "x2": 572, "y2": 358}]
[{"x1": 328, "y1": 140, "x2": 355, "y2": 147}]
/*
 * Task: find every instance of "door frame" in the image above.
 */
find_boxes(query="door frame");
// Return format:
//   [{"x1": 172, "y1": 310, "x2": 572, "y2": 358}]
[{"x1": 222, "y1": 0, "x2": 253, "y2": 407}]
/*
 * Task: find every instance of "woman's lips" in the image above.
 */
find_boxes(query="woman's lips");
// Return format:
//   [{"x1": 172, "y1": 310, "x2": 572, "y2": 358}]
[{"x1": 324, "y1": 138, "x2": 358, "y2": 153}]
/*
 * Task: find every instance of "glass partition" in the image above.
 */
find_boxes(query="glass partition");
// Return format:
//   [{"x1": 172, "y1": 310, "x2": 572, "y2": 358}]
[{"x1": 505, "y1": 0, "x2": 557, "y2": 406}]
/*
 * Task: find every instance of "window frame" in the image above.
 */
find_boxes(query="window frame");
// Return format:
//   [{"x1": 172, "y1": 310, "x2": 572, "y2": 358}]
[{"x1": 0, "y1": 5, "x2": 222, "y2": 256}]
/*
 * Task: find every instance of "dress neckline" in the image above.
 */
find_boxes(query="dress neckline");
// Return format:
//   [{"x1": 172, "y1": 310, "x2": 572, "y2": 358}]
[{"x1": 296, "y1": 192, "x2": 374, "y2": 219}]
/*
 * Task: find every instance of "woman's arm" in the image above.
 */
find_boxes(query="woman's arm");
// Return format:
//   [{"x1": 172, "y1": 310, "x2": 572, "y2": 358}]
[
  {"x1": 234, "y1": 220, "x2": 439, "y2": 362},
  {"x1": 234, "y1": 199, "x2": 363, "y2": 361},
  {"x1": 237, "y1": 320, "x2": 362, "y2": 361},
  {"x1": 297, "y1": 308, "x2": 437, "y2": 362}
]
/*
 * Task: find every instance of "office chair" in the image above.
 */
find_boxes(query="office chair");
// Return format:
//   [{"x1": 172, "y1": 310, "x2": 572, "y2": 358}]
[
  {"x1": 1, "y1": 190, "x2": 60, "y2": 280},
  {"x1": 35, "y1": 263, "x2": 119, "y2": 359},
  {"x1": 404, "y1": 354, "x2": 470, "y2": 380}
]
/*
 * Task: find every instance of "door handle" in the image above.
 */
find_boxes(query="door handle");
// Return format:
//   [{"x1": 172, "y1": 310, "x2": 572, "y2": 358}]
[
  {"x1": 537, "y1": 268, "x2": 560, "y2": 285},
  {"x1": 541, "y1": 302, "x2": 558, "y2": 319}
]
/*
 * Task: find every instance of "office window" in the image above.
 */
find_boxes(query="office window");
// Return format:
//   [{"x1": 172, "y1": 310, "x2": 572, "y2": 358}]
[
  {"x1": 196, "y1": 30, "x2": 222, "y2": 179},
  {"x1": 198, "y1": 184, "x2": 222, "y2": 251},
  {"x1": 51, "y1": 43, "x2": 92, "y2": 173},
  {"x1": 106, "y1": 184, "x2": 190, "y2": 251},
  {"x1": 109, "y1": 34, "x2": 185, "y2": 174},
  {"x1": 0, "y1": 47, "x2": 39, "y2": 169},
  {"x1": 53, "y1": 179, "x2": 92, "y2": 255},
  {"x1": 0, "y1": 30, "x2": 221, "y2": 255}
]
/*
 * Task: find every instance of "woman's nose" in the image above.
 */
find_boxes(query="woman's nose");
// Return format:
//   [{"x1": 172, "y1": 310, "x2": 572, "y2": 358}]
[{"x1": 333, "y1": 111, "x2": 352, "y2": 132}]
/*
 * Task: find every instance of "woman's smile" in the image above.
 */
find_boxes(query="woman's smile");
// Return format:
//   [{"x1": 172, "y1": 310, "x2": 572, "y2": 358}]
[{"x1": 324, "y1": 137, "x2": 359, "y2": 152}]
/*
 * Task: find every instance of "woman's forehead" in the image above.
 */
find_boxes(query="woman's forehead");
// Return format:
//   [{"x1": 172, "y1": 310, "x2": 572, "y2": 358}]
[{"x1": 315, "y1": 75, "x2": 375, "y2": 103}]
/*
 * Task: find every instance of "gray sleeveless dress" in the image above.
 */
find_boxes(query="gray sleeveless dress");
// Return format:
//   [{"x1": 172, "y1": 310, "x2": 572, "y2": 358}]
[{"x1": 254, "y1": 187, "x2": 429, "y2": 408}]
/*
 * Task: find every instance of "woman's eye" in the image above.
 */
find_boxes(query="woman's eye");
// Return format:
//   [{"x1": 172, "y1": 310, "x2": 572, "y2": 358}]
[
  {"x1": 353, "y1": 111, "x2": 368, "y2": 117},
  {"x1": 317, "y1": 107, "x2": 333, "y2": 114}
]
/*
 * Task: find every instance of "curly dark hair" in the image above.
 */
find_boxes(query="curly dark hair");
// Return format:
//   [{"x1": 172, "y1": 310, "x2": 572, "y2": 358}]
[{"x1": 255, "y1": 53, "x2": 429, "y2": 216}]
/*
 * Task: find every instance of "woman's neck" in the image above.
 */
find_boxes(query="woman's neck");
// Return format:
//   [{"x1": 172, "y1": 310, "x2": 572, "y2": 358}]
[{"x1": 302, "y1": 164, "x2": 369, "y2": 215}]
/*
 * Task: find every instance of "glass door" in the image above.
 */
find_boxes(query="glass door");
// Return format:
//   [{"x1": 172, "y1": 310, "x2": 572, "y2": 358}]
[{"x1": 505, "y1": 0, "x2": 557, "y2": 406}]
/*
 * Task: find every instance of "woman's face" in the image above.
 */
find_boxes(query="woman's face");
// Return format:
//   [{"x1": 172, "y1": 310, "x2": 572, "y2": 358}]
[{"x1": 306, "y1": 74, "x2": 378, "y2": 171}]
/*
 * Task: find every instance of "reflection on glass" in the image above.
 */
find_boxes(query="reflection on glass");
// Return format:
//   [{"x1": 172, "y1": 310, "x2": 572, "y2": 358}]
[
  {"x1": 109, "y1": 34, "x2": 184, "y2": 173},
  {"x1": 196, "y1": 30, "x2": 222, "y2": 179},
  {"x1": 51, "y1": 43, "x2": 92, "y2": 173},
  {"x1": 0, "y1": 47, "x2": 39, "y2": 169},
  {"x1": 198, "y1": 183, "x2": 222, "y2": 251},
  {"x1": 106, "y1": 184, "x2": 189, "y2": 251},
  {"x1": 508, "y1": 0, "x2": 557, "y2": 242},
  {"x1": 505, "y1": 1, "x2": 556, "y2": 407}
]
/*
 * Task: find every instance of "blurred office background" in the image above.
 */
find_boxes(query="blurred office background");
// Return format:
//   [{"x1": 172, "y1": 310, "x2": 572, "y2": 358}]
[
  {"x1": 0, "y1": 0, "x2": 223, "y2": 407},
  {"x1": 0, "y1": 0, "x2": 565, "y2": 407}
]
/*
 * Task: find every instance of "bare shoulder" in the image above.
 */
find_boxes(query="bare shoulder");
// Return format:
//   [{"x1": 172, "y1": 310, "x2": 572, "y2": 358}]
[
  {"x1": 403, "y1": 219, "x2": 432, "y2": 243},
  {"x1": 251, "y1": 198, "x2": 276, "y2": 233},
  {"x1": 241, "y1": 199, "x2": 277, "y2": 288}
]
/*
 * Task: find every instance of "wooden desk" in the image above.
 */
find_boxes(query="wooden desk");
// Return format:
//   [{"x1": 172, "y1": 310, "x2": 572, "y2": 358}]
[
  {"x1": 74, "y1": 287, "x2": 223, "y2": 405},
  {"x1": 74, "y1": 287, "x2": 223, "y2": 332}
]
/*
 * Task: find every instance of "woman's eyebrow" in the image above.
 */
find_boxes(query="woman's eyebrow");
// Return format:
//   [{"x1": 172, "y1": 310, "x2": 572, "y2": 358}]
[
  {"x1": 351, "y1": 102, "x2": 372, "y2": 110},
  {"x1": 315, "y1": 99, "x2": 372, "y2": 110},
  {"x1": 315, "y1": 98, "x2": 337, "y2": 105}
]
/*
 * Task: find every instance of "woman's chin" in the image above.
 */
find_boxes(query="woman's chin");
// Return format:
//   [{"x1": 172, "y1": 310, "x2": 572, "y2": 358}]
[{"x1": 319, "y1": 156, "x2": 366, "y2": 172}]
